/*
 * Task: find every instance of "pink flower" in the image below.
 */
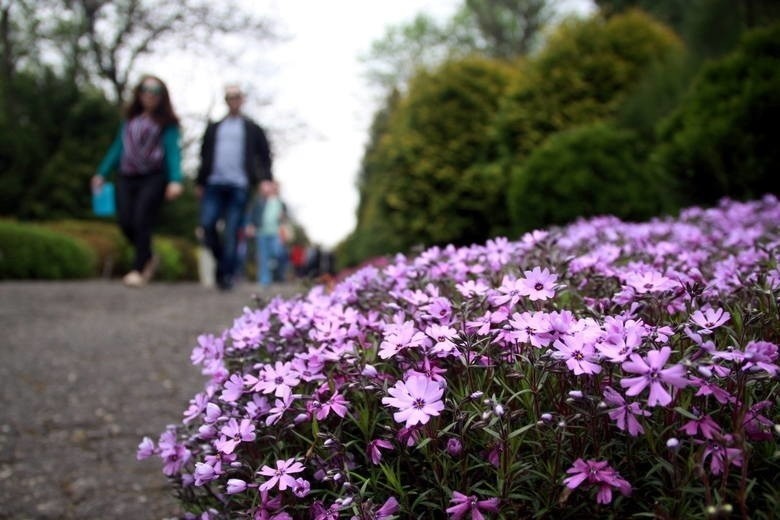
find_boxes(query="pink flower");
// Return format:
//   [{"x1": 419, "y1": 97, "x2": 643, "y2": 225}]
[
  {"x1": 680, "y1": 413, "x2": 721, "y2": 439},
  {"x1": 247, "y1": 361, "x2": 301, "y2": 397},
  {"x1": 690, "y1": 307, "x2": 730, "y2": 332},
  {"x1": 624, "y1": 270, "x2": 678, "y2": 294},
  {"x1": 366, "y1": 438, "x2": 394, "y2": 465},
  {"x1": 378, "y1": 320, "x2": 429, "y2": 359},
  {"x1": 311, "y1": 391, "x2": 349, "y2": 421},
  {"x1": 381, "y1": 375, "x2": 445, "y2": 428},
  {"x1": 219, "y1": 373, "x2": 244, "y2": 403},
  {"x1": 215, "y1": 418, "x2": 256, "y2": 455},
  {"x1": 226, "y1": 478, "x2": 247, "y2": 494},
  {"x1": 620, "y1": 346, "x2": 688, "y2": 406},
  {"x1": 258, "y1": 458, "x2": 306, "y2": 492},
  {"x1": 602, "y1": 386, "x2": 649, "y2": 436},
  {"x1": 446, "y1": 491, "x2": 500, "y2": 519},
  {"x1": 518, "y1": 266, "x2": 558, "y2": 301},
  {"x1": 552, "y1": 335, "x2": 602, "y2": 375},
  {"x1": 564, "y1": 459, "x2": 631, "y2": 505}
]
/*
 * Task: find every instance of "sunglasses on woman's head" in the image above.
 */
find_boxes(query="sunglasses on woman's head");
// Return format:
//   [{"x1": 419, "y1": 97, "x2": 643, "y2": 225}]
[{"x1": 141, "y1": 84, "x2": 163, "y2": 95}]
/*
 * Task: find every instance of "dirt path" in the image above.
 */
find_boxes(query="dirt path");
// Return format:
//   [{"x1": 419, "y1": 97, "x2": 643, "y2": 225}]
[{"x1": 0, "y1": 280, "x2": 302, "y2": 519}]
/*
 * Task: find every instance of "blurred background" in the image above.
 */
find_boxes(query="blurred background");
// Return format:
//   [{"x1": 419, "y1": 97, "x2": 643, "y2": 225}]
[{"x1": 1, "y1": 0, "x2": 778, "y2": 281}]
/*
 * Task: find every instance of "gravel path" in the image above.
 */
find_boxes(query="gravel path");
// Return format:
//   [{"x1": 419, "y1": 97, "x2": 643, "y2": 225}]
[{"x1": 0, "y1": 280, "x2": 303, "y2": 519}]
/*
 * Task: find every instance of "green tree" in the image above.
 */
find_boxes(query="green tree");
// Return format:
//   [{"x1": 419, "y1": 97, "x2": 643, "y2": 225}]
[
  {"x1": 493, "y1": 9, "x2": 683, "y2": 164},
  {"x1": 654, "y1": 23, "x2": 780, "y2": 206},
  {"x1": 356, "y1": 57, "x2": 515, "y2": 254}
]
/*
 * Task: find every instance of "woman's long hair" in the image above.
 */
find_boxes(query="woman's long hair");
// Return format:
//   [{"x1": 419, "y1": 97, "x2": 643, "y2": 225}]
[{"x1": 125, "y1": 74, "x2": 180, "y2": 127}]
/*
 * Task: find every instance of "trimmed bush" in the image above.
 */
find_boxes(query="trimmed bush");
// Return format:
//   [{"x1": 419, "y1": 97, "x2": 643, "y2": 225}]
[
  {"x1": 508, "y1": 122, "x2": 674, "y2": 232},
  {"x1": 0, "y1": 220, "x2": 95, "y2": 279},
  {"x1": 43, "y1": 220, "x2": 198, "y2": 281},
  {"x1": 140, "y1": 196, "x2": 780, "y2": 518}
]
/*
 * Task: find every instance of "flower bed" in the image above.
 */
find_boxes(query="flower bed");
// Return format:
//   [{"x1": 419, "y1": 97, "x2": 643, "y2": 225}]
[{"x1": 139, "y1": 197, "x2": 780, "y2": 519}]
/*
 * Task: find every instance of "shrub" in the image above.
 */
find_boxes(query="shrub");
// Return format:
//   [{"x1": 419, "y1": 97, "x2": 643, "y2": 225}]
[
  {"x1": 44, "y1": 219, "x2": 132, "y2": 277},
  {"x1": 0, "y1": 220, "x2": 95, "y2": 279},
  {"x1": 43, "y1": 220, "x2": 198, "y2": 281},
  {"x1": 492, "y1": 9, "x2": 682, "y2": 163},
  {"x1": 507, "y1": 122, "x2": 675, "y2": 232},
  {"x1": 655, "y1": 23, "x2": 780, "y2": 207},
  {"x1": 140, "y1": 196, "x2": 780, "y2": 518}
]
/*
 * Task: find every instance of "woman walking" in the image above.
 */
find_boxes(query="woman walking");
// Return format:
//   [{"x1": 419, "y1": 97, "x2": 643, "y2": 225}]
[{"x1": 92, "y1": 75, "x2": 183, "y2": 287}]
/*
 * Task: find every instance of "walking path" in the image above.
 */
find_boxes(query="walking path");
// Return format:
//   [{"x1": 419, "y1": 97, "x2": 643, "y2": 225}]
[{"x1": 0, "y1": 280, "x2": 303, "y2": 519}]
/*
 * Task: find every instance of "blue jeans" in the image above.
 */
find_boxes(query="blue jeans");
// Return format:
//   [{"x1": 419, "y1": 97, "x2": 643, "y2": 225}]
[
  {"x1": 257, "y1": 234, "x2": 288, "y2": 286},
  {"x1": 200, "y1": 184, "x2": 248, "y2": 285}
]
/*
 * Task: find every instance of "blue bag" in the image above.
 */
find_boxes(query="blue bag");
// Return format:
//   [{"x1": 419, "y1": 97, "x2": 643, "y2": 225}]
[{"x1": 92, "y1": 182, "x2": 116, "y2": 217}]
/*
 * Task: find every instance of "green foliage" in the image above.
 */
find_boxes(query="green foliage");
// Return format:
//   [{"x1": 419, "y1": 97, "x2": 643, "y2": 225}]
[
  {"x1": 358, "y1": 56, "x2": 515, "y2": 254},
  {"x1": 508, "y1": 123, "x2": 674, "y2": 232},
  {"x1": 44, "y1": 219, "x2": 131, "y2": 277},
  {"x1": 0, "y1": 219, "x2": 95, "y2": 279},
  {"x1": 0, "y1": 69, "x2": 119, "y2": 220},
  {"x1": 42, "y1": 219, "x2": 198, "y2": 281},
  {"x1": 654, "y1": 23, "x2": 780, "y2": 207},
  {"x1": 493, "y1": 9, "x2": 683, "y2": 162},
  {"x1": 153, "y1": 236, "x2": 198, "y2": 282}
]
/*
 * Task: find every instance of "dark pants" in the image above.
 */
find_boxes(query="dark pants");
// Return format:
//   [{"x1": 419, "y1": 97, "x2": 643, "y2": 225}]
[
  {"x1": 199, "y1": 184, "x2": 248, "y2": 286},
  {"x1": 115, "y1": 171, "x2": 167, "y2": 272}
]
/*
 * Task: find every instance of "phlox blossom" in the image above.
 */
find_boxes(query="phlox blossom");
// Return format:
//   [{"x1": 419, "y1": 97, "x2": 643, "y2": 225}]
[
  {"x1": 602, "y1": 386, "x2": 649, "y2": 436},
  {"x1": 446, "y1": 491, "x2": 500, "y2": 520},
  {"x1": 564, "y1": 458, "x2": 632, "y2": 504},
  {"x1": 366, "y1": 438, "x2": 394, "y2": 465},
  {"x1": 620, "y1": 346, "x2": 688, "y2": 406},
  {"x1": 215, "y1": 418, "x2": 256, "y2": 455},
  {"x1": 690, "y1": 307, "x2": 730, "y2": 332},
  {"x1": 258, "y1": 457, "x2": 306, "y2": 492},
  {"x1": 552, "y1": 335, "x2": 601, "y2": 375},
  {"x1": 381, "y1": 375, "x2": 444, "y2": 428},
  {"x1": 518, "y1": 266, "x2": 559, "y2": 301}
]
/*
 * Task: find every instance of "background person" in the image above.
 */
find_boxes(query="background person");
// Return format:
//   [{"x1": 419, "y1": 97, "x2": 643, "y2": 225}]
[
  {"x1": 92, "y1": 74, "x2": 183, "y2": 287},
  {"x1": 196, "y1": 84, "x2": 273, "y2": 290}
]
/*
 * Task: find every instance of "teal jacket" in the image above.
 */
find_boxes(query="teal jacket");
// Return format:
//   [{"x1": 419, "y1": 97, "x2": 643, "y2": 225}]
[{"x1": 97, "y1": 122, "x2": 183, "y2": 182}]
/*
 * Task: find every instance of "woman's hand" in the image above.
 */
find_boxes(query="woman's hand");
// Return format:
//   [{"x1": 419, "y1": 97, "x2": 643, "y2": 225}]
[
  {"x1": 91, "y1": 175, "x2": 104, "y2": 192},
  {"x1": 165, "y1": 181, "x2": 183, "y2": 201}
]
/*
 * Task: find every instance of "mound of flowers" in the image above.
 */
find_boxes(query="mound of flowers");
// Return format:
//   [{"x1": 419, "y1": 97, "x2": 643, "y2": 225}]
[{"x1": 139, "y1": 197, "x2": 780, "y2": 519}]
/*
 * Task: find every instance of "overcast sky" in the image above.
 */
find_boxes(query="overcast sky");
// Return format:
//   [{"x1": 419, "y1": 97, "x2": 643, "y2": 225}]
[{"x1": 141, "y1": 0, "x2": 593, "y2": 249}]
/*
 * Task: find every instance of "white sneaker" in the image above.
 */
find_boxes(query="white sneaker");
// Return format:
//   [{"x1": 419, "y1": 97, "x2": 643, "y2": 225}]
[{"x1": 122, "y1": 270, "x2": 145, "y2": 287}]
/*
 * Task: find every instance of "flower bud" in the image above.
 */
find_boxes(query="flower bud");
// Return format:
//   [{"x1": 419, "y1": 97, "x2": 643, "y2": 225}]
[
  {"x1": 568, "y1": 390, "x2": 583, "y2": 399},
  {"x1": 446, "y1": 438, "x2": 463, "y2": 457},
  {"x1": 666, "y1": 437, "x2": 680, "y2": 449},
  {"x1": 540, "y1": 413, "x2": 553, "y2": 422}
]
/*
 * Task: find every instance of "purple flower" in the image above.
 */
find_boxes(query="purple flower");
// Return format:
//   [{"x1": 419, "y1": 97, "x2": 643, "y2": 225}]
[
  {"x1": 552, "y1": 335, "x2": 601, "y2": 375},
  {"x1": 446, "y1": 491, "x2": 500, "y2": 520},
  {"x1": 382, "y1": 375, "x2": 445, "y2": 428},
  {"x1": 136, "y1": 436, "x2": 155, "y2": 460},
  {"x1": 292, "y1": 477, "x2": 311, "y2": 497},
  {"x1": 602, "y1": 386, "x2": 649, "y2": 436},
  {"x1": 247, "y1": 361, "x2": 301, "y2": 397},
  {"x1": 378, "y1": 320, "x2": 429, "y2": 359},
  {"x1": 620, "y1": 346, "x2": 688, "y2": 406},
  {"x1": 376, "y1": 496, "x2": 400, "y2": 519},
  {"x1": 518, "y1": 266, "x2": 558, "y2": 301},
  {"x1": 215, "y1": 418, "x2": 256, "y2": 455},
  {"x1": 366, "y1": 438, "x2": 394, "y2": 465},
  {"x1": 690, "y1": 307, "x2": 730, "y2": 332},
  {"x1": 225, "y1": 478, "x2": 247, "y2": 494},
  {"x1": 258, "y1": 457, "x2": 306, "y2": 492},
  {"x1": 680, "y1": 413, "x2": 721, "y2": 439},
  {"x1": 446, "y1": 438, "x2": 463, "y2": 457},
  {"x1": 219, "y1": 373, "x2": 244, "y2": 403},
  {"x1": 564, "y1": 458, "x2": 631, "y2": 504}
]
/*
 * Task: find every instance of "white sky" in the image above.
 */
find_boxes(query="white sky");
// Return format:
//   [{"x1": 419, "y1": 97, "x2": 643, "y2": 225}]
[{"x1": 140, "y1": 0, "x2": 592, "y2": 249}]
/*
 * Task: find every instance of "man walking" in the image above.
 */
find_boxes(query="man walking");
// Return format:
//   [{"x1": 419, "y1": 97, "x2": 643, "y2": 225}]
[{"x1": 197, "y1": 85, "x2": 272, "y2": 290}]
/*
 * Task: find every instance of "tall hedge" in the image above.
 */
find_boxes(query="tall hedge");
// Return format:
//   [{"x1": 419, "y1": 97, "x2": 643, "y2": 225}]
[
  {"x1": 654, "y1": 23, "x2": 780, "y2": 206},
  {"x1": 508, "y1": 123, "x2": 674, "y2": 232},
  {"x1": 493, "y1": 10, "x2": 682, "y2": 162},
  {"x1": 356, "y1": 56, "x2": 514, "y2": 253}
]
